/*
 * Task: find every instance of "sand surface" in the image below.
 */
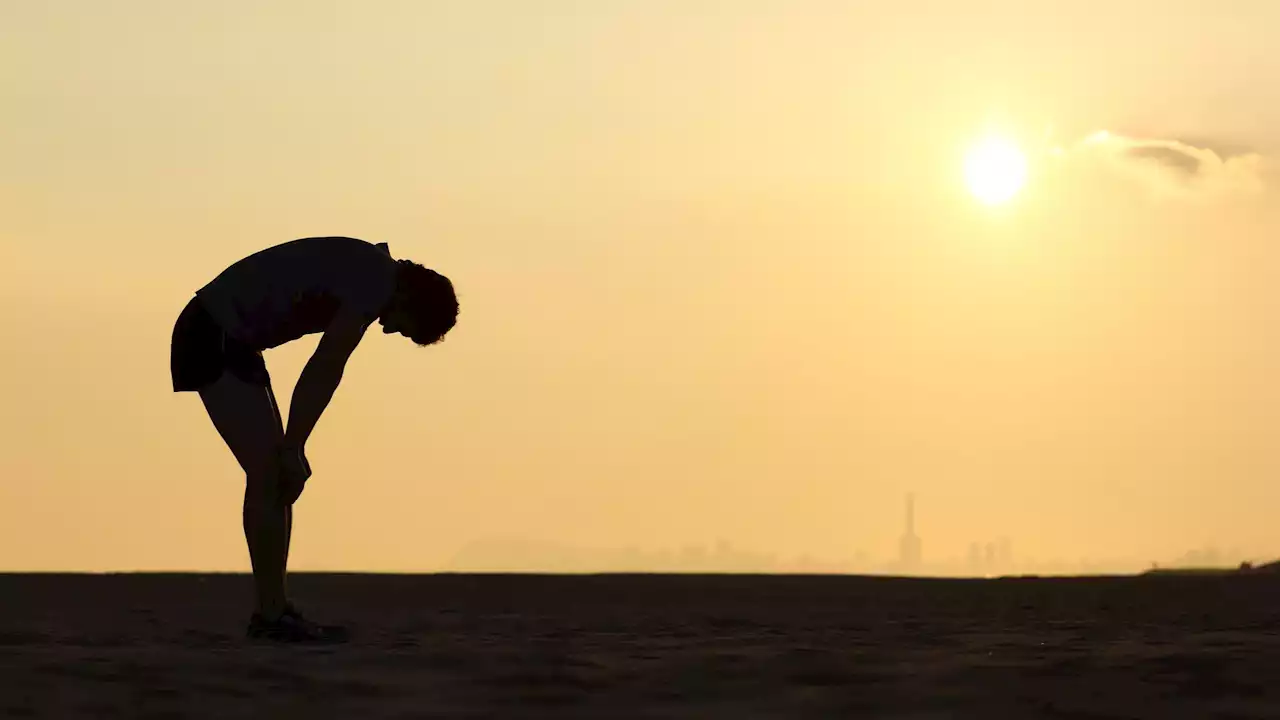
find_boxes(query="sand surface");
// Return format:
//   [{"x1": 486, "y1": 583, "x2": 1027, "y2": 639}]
[{"x1": 2, "y1": 572, "x2": 1279, "y2": 719}]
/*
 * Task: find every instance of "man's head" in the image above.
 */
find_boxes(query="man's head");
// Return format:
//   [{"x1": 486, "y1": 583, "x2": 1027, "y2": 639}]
[{"x1": 378, "y1": 260, "x2": 458, "y2": 346}]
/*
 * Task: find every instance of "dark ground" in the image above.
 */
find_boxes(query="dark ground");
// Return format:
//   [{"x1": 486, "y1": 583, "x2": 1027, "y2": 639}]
[{"x1": 2, "y1": 572, "x2": 1279, "y2": 719}]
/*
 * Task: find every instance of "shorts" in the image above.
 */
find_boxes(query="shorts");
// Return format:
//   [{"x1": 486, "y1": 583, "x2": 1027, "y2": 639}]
[{"x1": 170, "y1": 296, "x2": 270, "y2": 392}]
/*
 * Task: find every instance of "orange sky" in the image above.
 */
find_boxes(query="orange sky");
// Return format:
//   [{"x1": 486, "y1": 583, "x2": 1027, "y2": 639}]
[{"x1": 3, "y1": 0, "x2": 1280, "y2": 573}]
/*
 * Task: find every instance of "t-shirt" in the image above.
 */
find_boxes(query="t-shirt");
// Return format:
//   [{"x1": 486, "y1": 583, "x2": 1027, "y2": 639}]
[{"x1": 196, "y1": 236, "x2": 397, "y2": 351}]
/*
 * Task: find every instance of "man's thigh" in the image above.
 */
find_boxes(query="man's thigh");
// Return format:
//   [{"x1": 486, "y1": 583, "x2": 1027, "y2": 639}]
[{"x1": 198, "y1": 371, "x2": 284, "y2": 479}]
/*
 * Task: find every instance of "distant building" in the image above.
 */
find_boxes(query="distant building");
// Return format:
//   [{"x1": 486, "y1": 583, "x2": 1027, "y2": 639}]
[
  {"x1": 899, "y1": 493, "x2": 922, "y2": 572},
  {"x1": 968, "y1": 542, "x2": 982, "y2": 571}
]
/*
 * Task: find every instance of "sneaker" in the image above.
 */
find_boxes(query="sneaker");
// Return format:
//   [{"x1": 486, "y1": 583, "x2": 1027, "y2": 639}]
[{"x1": 247, "y1": 604, "x2": 350, "y2": 644}]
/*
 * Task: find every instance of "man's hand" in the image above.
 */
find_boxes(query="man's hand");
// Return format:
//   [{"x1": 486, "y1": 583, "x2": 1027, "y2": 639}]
[{"x1": 277, "y1": 442, "x2": 312, "y2": 505}]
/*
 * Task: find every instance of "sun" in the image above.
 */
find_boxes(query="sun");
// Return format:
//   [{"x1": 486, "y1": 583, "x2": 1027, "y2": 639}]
[{"x1": 964, "y1": 136, "x2": 1028, "y2": 205}]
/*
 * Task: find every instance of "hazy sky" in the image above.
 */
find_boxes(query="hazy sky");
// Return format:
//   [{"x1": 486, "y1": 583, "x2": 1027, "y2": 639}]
[{"x1": 4, "y1": 0, "x2": 1280, "y2": 572}]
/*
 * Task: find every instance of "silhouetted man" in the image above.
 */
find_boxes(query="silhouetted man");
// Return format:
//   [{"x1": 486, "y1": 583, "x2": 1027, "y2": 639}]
[{"x1": 170, "y1": 237, "x2": 458, "y2": 642}]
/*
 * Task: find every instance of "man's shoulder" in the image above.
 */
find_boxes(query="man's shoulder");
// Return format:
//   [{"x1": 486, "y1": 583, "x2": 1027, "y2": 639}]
[{"x1": 303, "y1": 238, "x2": 397, "y2": 314}]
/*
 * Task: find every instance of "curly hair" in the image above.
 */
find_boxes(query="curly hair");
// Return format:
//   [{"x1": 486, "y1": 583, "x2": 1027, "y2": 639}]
[{"x1": 395, "y1": 260, "x2": 458, "y2": 346}]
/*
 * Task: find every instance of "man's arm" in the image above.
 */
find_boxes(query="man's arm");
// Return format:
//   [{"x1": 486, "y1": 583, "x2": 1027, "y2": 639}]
[{"x1": 282, "y1": 310, "x2": 371, "y2": 450}]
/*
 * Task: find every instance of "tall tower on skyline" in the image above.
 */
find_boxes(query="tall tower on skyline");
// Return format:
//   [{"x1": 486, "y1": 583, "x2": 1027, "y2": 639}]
[{"x1": 899, "y1": 492, "x2": 922, "y2": 572}]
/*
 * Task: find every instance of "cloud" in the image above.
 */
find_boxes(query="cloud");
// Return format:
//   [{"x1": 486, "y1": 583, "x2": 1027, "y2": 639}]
[
  {"x1": 1125, "y1": 145, "x2": 1201, "y2": 176},
  {"x1": 1061, "y1": 130, "x2": 1268, "y2": 200}
]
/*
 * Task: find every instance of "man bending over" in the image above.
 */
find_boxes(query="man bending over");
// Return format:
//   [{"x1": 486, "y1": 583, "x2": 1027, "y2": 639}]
[{"x1": 170, "y1": 236, "x2": 458, "y2": 642}]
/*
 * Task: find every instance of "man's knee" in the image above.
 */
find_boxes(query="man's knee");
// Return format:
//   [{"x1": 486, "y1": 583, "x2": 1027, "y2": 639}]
[{"x1": 244, "y1": 472, "x2": 282, "y2": 510}]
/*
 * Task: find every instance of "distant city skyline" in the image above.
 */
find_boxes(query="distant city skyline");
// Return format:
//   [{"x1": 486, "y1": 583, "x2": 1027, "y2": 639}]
[
  {"x1": 443, "y1": 535, "x2": 1267, "y2": 577},
  {"x1": 442, "y1": 491, "x2": 1268, "y2": 576}
]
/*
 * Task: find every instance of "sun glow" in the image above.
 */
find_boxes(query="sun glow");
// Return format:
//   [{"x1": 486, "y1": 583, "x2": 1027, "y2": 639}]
[{"x1": 964, "y1": 136, "x2": 1028, "y2": 205}]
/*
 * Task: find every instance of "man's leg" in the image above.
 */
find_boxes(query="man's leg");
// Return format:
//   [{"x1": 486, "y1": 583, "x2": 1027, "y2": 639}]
[
  {"x1": 264, "y1": 381, "x2": 293, "y2": 604},
  {"x1": 199, "y1": 371, "x2": 289, "y2": 619}
]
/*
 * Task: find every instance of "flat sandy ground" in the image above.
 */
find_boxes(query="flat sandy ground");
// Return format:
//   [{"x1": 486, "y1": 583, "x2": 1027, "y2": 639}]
[{"x1": 2, "y1": 573, "x2": 1279, "y2": 719}]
